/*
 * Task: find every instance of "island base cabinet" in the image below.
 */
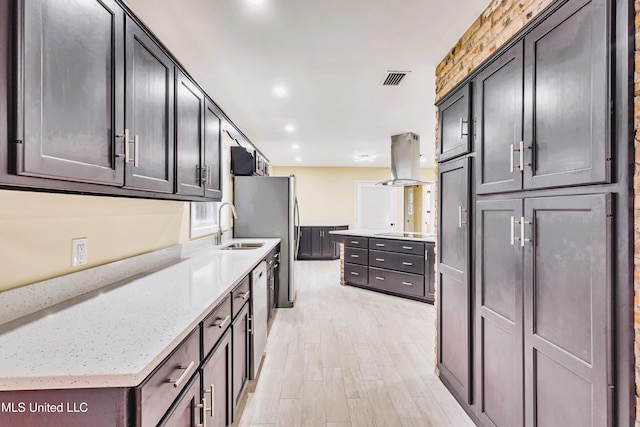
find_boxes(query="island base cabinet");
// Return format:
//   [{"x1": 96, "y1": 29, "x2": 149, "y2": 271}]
[{"x1": 0, "y1": 388, "x2": 130, "y2": 427}]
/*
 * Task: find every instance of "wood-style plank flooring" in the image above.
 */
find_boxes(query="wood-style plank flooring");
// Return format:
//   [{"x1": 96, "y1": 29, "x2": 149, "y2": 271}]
[{"x1": 236, "y1": 260, "x2": 474, "y2": 427}]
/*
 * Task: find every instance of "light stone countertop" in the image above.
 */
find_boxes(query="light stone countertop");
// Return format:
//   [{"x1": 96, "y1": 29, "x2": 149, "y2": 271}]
[
  {"x1": 0, "y1": 238, "x2": 279, "y2": 391},
  {"x1": 299, "y1": 220, "x2": 350, "y2": 227},
  {"x1": 329, "y1": 229, "x2": 435, "y2": 243}
]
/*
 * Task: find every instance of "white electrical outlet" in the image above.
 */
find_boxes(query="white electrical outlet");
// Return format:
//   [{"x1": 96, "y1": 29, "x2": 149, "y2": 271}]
[{"x1": 72, "y1": 238, "x2": 88, "y2": 267}]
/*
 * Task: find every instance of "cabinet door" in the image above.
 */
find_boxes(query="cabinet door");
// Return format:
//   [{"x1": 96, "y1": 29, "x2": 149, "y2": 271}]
[
  {"x1": 202, "y1": 330, "x2": 232, "y2": 427},
  {"x1": 175, "y1": 69, "x2": 205, "y2": 196},
  {"x1": 523, "y1": 194, "x2": 611, "y2": 427},
  {"x1": 321, "y1": 228, "x2": 334, "y2": 257},
  {"x1": 424, "y1": 243, "x2": 435, "y2": 303},
  {"x1": 437, "y1": 157, "x2": 471, "y2": 403},
  {"x1": 523, "y1": 0, "x2": 609, "y2": 189},
  {"x1": 158, "y1": 373, "x2": 201, "y2": 427},
  {"x1": 437, "y1": 84, "x2": 471, "y2": 162},
  {"x1": 297, "y1": 227, "x2": 311, "y2": 258},
  {"x1": 17, "y1": 0, "x2": 124, "y2": 185},
  {"x1": 475, "y1": 42, "x2": 523, "y2": 195},
  {"x1": 475, "y1": 199, "x2": 524, "y2": 427},
  {"x1": 124, "y1": 17, "x2": 174, "y2": 192},
  {"x1": 310, "y1": 227, "x2": 324, "y2": 258},
  {"x1": 204, "y1": 99, "x2": 222, "y2": 199},
  {"x1": 232, "y1": 302, "x2": 249, "y2": 420}
]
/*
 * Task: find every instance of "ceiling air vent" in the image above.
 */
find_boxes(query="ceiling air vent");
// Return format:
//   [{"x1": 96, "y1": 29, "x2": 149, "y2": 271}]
[{"x1": 380, "y1": 71, "x2": 410, "y2": 86}]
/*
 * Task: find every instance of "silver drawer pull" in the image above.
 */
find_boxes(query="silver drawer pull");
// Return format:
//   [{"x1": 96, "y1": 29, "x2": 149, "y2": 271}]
[
  {"x1": 350, "y1": 241, "x2": 360, "y2": 244},
  {"x1": 402, "y1": 281, "x2": 413, "y2": 286},
  {"x1": 402, "y1": 246, "x2": 413, "y2": 250},
  {"x1": 375, "y1": 276, "x2": 385, "y2": 281},
  {"x1": 351, "y1": 254, "x2": 359, "y2": 258},
  {"x1": 375, "y1": 258, "x2": 385, "y2": 262},
  {"x1": 168, "y1": 360, "x2": 196, "y2": 388},
  {"x1": 375, "y1": 243, "x2": 385, "y2": 247},
  {"x1": 350, "y1": 272, "x2": 359, "y2": 276},
  {"x1": 203, "y1": 384, "x2": 215, "y2": 417},
  {"x1": 237, "y1": 291, "x2": 251, "y2": 300},
  {"x1": 402, "y1": 262, "x2": 413, "y2": 266},
  {"x1": 213, "y1": 315, "x2": 231, "y2": 329}
]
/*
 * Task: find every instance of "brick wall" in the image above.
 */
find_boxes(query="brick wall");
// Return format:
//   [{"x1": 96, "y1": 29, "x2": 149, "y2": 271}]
[
  {"x1": 436, "y1": 0, "x2": 638, "y2": 424},
  {"x1": 634, "y1": 1, "x2": 640, "y2": 424}
]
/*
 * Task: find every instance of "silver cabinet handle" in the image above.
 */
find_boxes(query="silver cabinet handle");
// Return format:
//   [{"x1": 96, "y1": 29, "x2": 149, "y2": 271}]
[
  {"x1": 375, "y1": 243, "x2": 385, "y2": 247},
  {"x1": 402, "y1": 262, "x2": 413, "y2": 266},
  {"x1": 213, "y1": 315, "x2": 230, "y2": 329},
  {"x1": 116, "y1": 129, "x2": 138, "y2": 165},
  {"x1": 168, "y1": 360, "x2": 195, "y2": 388},
  {"x1": 350, "y1": 241, "x2": 360, "y2": 244},
  {"x1": 375, "y1": 276, "x2": 385, "y2": 281},
  {"x1": 402, "y1": 281, "x2": 413, "y2": 286},
  {"x1": 351, "y1": 254, "x2": 359, "y2": 258},
  {"x1": 520, "y1": 216, "x2": 531, "y2": 247},
  {"x1": 519, "y1": 140, "x2": 531, "y2": 171},
  {"x1": 248, "y1": 316, "x2": 253, "y2": 334},
  {"x1": 510, "y1": 143, "x2": 515, "y2": 173},
  {"x1": 238, "y1": 291, "x2": 251, "y2": 300},
  {"x1": 375, "y1": 258, "x2": 385, "y2": 262},
  {"x1": 203, "y1": 384, "x2": 215, "y2": 417},
  {"x1": 350, "y1": 272, "x2": 359, "y2": 276},
  {"x1": 195, "y1": 397, "x2": 207, "y2": 427},
  {"x1": 402, "y1": 246, "x2": 413, "y2": 250},
  {"x1": 510, "y1": 216, "x2": 515, "y2": 246},
  {"x1": 458, "y1": 206, "x2": 462, "y2": 228},
  {"x1": 459, "y1": 117, "x2": 468, "y2": 138},
  {"x1": 133, "y1": 134, "x2": 139, "y2": 167}
]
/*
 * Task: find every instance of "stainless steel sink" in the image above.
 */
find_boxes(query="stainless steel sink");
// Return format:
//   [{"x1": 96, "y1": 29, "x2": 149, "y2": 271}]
[{"x1": 220, "y1": 242, "x2": 264, "y2": 250}]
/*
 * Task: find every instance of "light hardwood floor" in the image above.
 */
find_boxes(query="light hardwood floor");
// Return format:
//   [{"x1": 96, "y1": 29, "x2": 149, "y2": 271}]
[{"x1": 236, "y1": 260, "x2": 474, "y2": 427}]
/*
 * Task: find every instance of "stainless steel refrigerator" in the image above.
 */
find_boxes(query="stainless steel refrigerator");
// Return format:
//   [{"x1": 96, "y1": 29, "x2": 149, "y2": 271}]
[{"x1": 233, "y1": 175, "x2": 299, "y2": 308}]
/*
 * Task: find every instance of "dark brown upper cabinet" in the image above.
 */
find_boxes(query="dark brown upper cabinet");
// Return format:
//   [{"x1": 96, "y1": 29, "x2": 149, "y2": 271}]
[
  {"x1": 16, "y1": 0, "x2": 125, "y2": 185},
  {"x1": 175, "y1": 69, "x2": 205, "y2": 196},
  {"x1": 204, "y1": 99, "x2": 222, "y2": 200},
  {"x1": 474, "y1": 42, "x2": 524, "y2": 195},
  {"x1": 437, "y1": 83, "x2": 471, "y2": 162},
  {"x1": 522, "y1": 0, "x2": 609, "y2": 190},
  {"x1": 123, "y1": 17, "x2": 175, "y2": 193}
]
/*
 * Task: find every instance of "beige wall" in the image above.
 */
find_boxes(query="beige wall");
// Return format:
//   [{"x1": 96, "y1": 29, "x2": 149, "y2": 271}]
[
  {"x1": 271, "y1": 166, "x2": 435, "y2": 228},
  {"x1": 0, "y1": 190, "x2": 190, "y2": 291}
]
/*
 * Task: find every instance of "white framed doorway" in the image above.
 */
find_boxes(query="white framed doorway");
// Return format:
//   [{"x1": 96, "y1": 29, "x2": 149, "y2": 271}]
[
  {"x1": 421, "y1": 182, "x2": 435, "y2": 235},
  {"x1": 354, "y1": 181, "x2": 397, "y2": 231}
]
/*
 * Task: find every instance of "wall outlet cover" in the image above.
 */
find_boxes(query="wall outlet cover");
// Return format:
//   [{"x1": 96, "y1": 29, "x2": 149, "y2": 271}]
[{"x1": 72, "y1": 238, "x2": 88, "y2": 267}]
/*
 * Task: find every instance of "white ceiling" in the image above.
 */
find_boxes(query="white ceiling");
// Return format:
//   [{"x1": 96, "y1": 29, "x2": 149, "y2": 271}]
[{"x1": 124, "y1": 0, "x2": 491, "y2": 168}]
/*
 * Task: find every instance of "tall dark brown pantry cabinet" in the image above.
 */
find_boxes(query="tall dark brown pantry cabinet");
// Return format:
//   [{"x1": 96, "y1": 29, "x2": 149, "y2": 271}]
[{"x1": 436, "y1": 0, "x2": 631, "y2": 425}]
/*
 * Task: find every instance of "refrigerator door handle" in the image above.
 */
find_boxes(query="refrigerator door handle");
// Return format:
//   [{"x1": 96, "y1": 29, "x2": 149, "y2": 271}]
[{"x1": 294, "y1": 197, "x2": 301, "y2": 260}]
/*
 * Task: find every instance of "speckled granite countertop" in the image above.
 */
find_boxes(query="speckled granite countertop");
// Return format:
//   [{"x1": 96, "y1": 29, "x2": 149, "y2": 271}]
[
  {"x1": 329, "y1": 229, "x2": 435, "y2": 243},
  {"x1": 0, "y1": 238, "x2": 279, "y2": 391}
]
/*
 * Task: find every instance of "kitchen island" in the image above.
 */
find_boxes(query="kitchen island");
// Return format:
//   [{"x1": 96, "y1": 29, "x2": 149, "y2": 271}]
[
  {"x1": 330, "y1": 229, "x2": 435, "y2": 303},
  {"x1": 0, "y1": 238, "x2": 280, "y2": 426}
]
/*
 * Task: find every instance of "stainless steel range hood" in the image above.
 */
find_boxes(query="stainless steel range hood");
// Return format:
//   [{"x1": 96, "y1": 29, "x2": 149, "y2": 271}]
[{"x1": 377, "y1": 132, "x2": 424, "y2": 186}]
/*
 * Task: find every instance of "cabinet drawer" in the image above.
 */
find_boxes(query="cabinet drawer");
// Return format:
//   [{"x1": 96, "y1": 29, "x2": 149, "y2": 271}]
[
  {"x1": 369, "y1": 267, "x2": 425, "y2": 298},
  {"x1": 345, "y1": 247, "x2": 368, "y2": 266},
  {"x1": 369, "y1": 250, "x2": 424, "y2": 275},
  {"x1": 231, "y1": 275, "x2": 251, "y2": 319},
  {"x1": 345, "y1": 263, "x2": 368, "y2": 286},
  {"x1": 139, "y1": 327, "x2": 200, "y2": 427},
  {"x1": 202, "y1": 294, "x2": 232, "y2": 358},
  {"x1": 369, "y1": 238, "x2": 425, "y2": 256},
  {"x1": 345, "y1": 236, "x2": 368, "y2": 248}
]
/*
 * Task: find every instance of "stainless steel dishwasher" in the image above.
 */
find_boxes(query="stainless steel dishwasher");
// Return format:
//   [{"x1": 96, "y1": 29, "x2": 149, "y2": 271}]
[{"x1": 250, "y1": 261, "x2": 268, "y2": 379}]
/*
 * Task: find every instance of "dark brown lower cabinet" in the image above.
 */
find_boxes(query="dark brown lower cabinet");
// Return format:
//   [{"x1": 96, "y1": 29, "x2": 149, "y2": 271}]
[
  {"x1": 202, "y1": 329, "x2": 232, "y2": 427},
  {"x1": 474, "y1": 194, "x2": 611, "y2": 427},
  {"x1": 297, "y1": 226, "x2": 347, "y2": 260},
  {"x1": 232, "y1": 302, "x2": 250, "y2": 420},
  {"x1": 158, "y1": 373, "x2": 201, "y2": 427}
]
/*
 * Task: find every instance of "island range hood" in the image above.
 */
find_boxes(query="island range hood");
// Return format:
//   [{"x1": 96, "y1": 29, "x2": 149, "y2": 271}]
[{"x1": 377, "y1": 132, "x2": 424, "y2": 186}]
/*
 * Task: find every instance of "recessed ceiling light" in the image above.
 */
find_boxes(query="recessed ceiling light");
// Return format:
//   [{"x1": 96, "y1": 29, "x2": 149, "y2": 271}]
[
  {"x1": 247, "y1": 0, "x2": 265, "y2": 4},
  {"x1": 285, "y1": 124, "x2": 295, "y2": 132},
  {"x1": 273, "y1": 85, "x2": 287, "y2": 98},
  {"x1": 354, "y1": 154, "x2": 376, "y2": 162},
  {"x1": 420, "y1": 156, "x2": 426, "y2": 162},
  {"x1": 292, "y1": 144, "x2": 300, "y2": 150},
  {"x1": 295, "y1": 157, "x2": 302, "y2": 162}
]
